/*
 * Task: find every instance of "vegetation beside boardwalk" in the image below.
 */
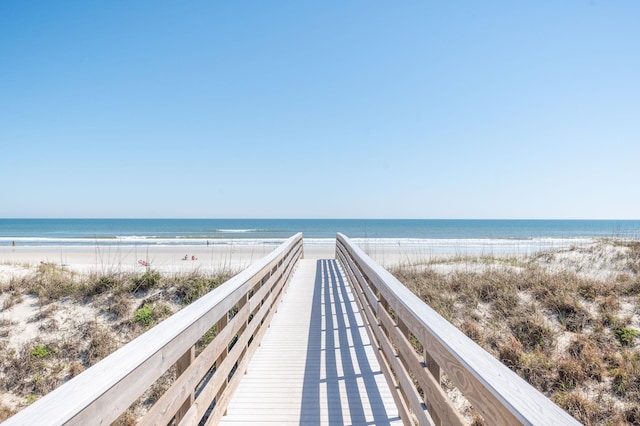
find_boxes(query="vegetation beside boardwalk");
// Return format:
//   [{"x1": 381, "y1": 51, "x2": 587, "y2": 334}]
[
  {"x1": 2, "y1": 239, "x2": 640, "y2": 424},
  {"x1": 392, "y1": 240, "x2": 640, "y2": 425},
  {"x1": 0, "y1": 264, "x2": 234, "y2": 423}
]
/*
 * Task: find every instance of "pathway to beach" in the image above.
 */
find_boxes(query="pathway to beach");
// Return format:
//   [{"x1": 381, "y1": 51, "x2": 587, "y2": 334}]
[{"x1": 220, "y1": 256, "x2": 401, "y2": 425}]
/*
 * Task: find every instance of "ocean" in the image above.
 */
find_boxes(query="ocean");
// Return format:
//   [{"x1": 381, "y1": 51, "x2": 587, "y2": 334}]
[{"x1": 1, "y1": 219, "x2": 639, "y2": 255}]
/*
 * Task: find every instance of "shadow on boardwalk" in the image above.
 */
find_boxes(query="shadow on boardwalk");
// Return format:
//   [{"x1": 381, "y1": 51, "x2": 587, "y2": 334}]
[{"x1": 300, "y1": 259, "x2": 401, "y2": 425}]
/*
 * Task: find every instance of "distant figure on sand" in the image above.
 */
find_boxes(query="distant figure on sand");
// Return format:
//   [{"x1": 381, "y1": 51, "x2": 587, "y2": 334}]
[
  {"x1": 183, "y1": 254, "x2": 188, "y2": 261},
  {"x1": 12, "y1": 240, "x2": 15, "y2": 247}
]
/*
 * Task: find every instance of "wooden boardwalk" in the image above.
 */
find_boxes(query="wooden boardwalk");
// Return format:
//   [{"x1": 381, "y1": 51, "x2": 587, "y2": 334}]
[{"x1": 220, "y1": 258, "x2": 402, "y2": 425}]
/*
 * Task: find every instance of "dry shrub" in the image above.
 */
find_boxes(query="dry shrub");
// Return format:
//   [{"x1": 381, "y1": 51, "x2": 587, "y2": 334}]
[
  {"x1": 519, "y1": 351, "x2": 557, "y2": 392},
  {"x1": 552, "y1": 391, "x2": 603, "y2": 426},
  {"x1": 112, "y1": 408, "x2": 138, "y2": 426},
  {"x1": 0, "y1": 404, "x2": 17, "y2": 422},
  {"x1": 498, "y1": 335, "x2": 523, "y2": 370},
  {"x1": 625, "y1": 404, "x2": 640, "y2": 425},
  {"x1": 470, "y1": 414, "x2": 487, "y2": 426},
  {"x1": 68, "y1": 361, "x2": 84, "y2": 379},
  {"x1": 2, "y1": 341, "x2": 66, "y2": 396},
  {"x1": 28, "y1": 305, "x2": 58, "y2": 323},
  {"x1": 2, "y1": 292, "x2": 23, "y2": 310},
  {"x1": 557, "y1": 358, "x2": 586, "y2": 390},
  {"x1": 491, "y1": 288, "x2": 521, "y2": 318},
  {"x1": 38, "y1": 318, "x2": 59, "y2": 333},
  {"x1": 393, "y1": 244, "x2": 640, "y2": 426},
  {"x1": 509, "y1": 313, "x2": 555, "y2": 353},
  {"x1": 82, "y1": 274, "x2": 123, "y2": 298},
  {"x1": 599, "y1": 295, "x2": 620, "y2": 327},
  {"x1": 460, "y1": 320, "x2": 484, "y2": 344},
  {"x1": 546, "y1": 292, "x2": 590, "y2": 332},
  {"x1": 610, "y1": 350, "x2": 640, "y2": 399},
  {"x1": 107, "y1": 293, "x2": 132, "y2": 319},
  {"x1": 174, "y1": 273, "x2": 230, "y2": 305},
  {"x1": 566, "y1": 335, "x2": 605, "y2": 381},
  {"x1": 397, "y1": 268, "x2": 456, "y2": 321},
  {"x1": 24, "y1": 263, "x2": 78, "y2": 303},
  {"x1": 82, "y1": 322, "x2": 118, "y2": 366},
  {"x1": 129, "y1": 271, "x2": 162, "y2": 293}
]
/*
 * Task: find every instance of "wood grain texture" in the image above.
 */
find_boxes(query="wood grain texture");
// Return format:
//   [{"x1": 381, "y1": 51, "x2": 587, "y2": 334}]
[
  {"x1": 336, "y1": 233, "x2": 582, "y2": 426},
  {"x1": 220, "y1": 259, "x2": 402, "y2": 425},
  {"x1": 2, "y1": 234, "x2": 303, "y2": 426}
]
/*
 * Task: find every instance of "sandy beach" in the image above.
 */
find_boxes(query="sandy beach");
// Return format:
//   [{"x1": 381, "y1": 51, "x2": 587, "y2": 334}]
[
  {"x1": 0, "y1": 242, "x2": 337, "y2": 276},
  {"x1": 0, "y1": 239, "x2": 451, "y2": 280}
]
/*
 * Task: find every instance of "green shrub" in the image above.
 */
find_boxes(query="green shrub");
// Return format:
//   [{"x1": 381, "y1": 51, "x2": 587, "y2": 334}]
[
  {"x1": 29, "y1": 345, "x2": 52, "y2": 359},
  {"x1": 132, "y1": 302, "x2": 172, "y2": 328},
  {"x1": 130, "y1": 272, "x2": 161, "y2": 293},
  {"x1": 614, "y1": 327, "x2": 639, "y2": 346},
  {"x1": 133, "y1": 306, "x2": 154, "y2": 327}
]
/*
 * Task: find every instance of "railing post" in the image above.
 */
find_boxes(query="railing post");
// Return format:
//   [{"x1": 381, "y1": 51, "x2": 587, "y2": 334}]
[
  {"x1": 174, "y1": 346, "x2": 195, "y2": 423},
  {"x1": 424, "y1": 349, "x2": 442, "y2": 426},
  {"x1": 215, "y1": 311, "x2": 229, "y2": 408},
  {"x1": 238, "y1": 293, "x2": 249, "y2": 374}
]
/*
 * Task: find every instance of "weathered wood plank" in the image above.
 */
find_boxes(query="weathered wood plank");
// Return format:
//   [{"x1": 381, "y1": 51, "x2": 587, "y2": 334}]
[
  {"x1": 2, "y1": 233, "x2": 303, "y2": 426},
  {"x1": 220, "y1": 259, "x2": 402, "y2": 425},
  {"x1": 336, "y1": 233, "x2": 582, "y2": 426}
]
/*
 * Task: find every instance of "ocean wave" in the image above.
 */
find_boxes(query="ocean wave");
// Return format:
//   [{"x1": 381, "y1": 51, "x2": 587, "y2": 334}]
[
  {"x1": 216, "y1": 229, "x2": 260, "y2": 233},
  {"x1": 0, "y1": 236, "x2": 603, "y2": 254}
]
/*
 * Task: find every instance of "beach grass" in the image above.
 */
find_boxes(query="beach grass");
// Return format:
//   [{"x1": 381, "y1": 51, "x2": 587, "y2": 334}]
[
  {"x1": 0, "y1": 266, "x2": 235, "y2": 421},
  {"x1": 391, "y1": 239, "x2": 640, "y2": 425}
]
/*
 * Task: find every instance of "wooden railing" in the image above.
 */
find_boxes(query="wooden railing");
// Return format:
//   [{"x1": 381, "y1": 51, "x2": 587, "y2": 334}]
[
  {"x1": 4, "y1": 233, "x2": 303, "y2": 426},
  {"x1": 336, "y1": 233, "x2": 581, "y2": 426}
]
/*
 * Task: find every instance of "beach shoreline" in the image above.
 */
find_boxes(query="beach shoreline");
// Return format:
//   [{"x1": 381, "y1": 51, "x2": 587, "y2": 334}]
[{"x1": 0, "y1": 235, "x2": 604, "y2": 277}]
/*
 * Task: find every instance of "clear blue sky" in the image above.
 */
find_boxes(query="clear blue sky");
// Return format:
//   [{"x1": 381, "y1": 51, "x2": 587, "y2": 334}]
[{"x1": 1, "y1": 1, "x2": 638, "y2": 219}]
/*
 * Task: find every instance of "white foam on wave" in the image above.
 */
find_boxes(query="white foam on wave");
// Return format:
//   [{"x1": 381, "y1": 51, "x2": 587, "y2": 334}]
[{"x1": 0, "y1": 236, "x2": 600, "y2": 254}]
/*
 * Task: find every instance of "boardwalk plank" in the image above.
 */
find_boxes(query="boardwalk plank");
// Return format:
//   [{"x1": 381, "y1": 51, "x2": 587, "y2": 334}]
[{"x1": 220, "y1": 259, "x2": 402, "y2": 425}]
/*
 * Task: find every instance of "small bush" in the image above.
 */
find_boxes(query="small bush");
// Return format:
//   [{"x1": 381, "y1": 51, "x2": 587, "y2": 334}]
[
  {"x1": 26, "y1": 264, "x2": 78, "y2": 302},
  {"x1": 609, "y1": 350, "x2": 640, "y2": 399},
  {"x1": 498, "y1": 335, "x2": 523, "y2": 369},
  {"x1": 107, "y1": 293, "x2": 131, "y2": 319},
  {"x1": 175, "y1": 277, "x2": 220, "y2": 305},
  {"x1": 130, "y1": 272, "x2": 162, "y2": 293},
  {"x1": 83, "y1": 323, "x2": 117, "y2": 366},
  {"x1": 614, "y1": 327, "x2": 639, "y2": 347},
  {"x1": 552, "y1": 391, "x2": 600, "y2": 425},
  {"x1": 548, "y1": 293, "x2": 590, "y2": 332},
  {"x1": 566, "y1": 336, "x2": 605, "y2": 381},
  {"x1": 520, "y1": 351, "x2": 557, "y2": 392},
  {"x1": 133, "y1": 305, "x2": 154, "y2": 327},
  {"x1": 132, "y1": 302, "x2": 172, "y2": 328},
  {"x1": 83, "y1": 275, "x2": 118, "y2": 297},
  {"x1": 460, "y1": 320, "x2": 484, "y2": 343},
  {"x1": 0, "y1": 403, "x2": 16, "y2": 422},
  {"x1": 557, "y1": 359, "x2": 586, "y2": 390},
  {"x1": 509, "y1": 314, "x2": 555, "y2": 353},
  {"x1": 2, "y1": 292, "x2": 23, "y2": 310},
  {"x1": 29, "y1": 345, "x2": 52, "y2": 359}
]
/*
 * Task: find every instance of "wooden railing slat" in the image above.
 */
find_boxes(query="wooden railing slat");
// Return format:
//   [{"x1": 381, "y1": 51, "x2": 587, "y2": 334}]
[
  {"x1": 3, "y1": 233, "x2": 303, "y2": 426},
  {"x1": 336, "y1": 233, "x2": 581, "y2": 426}
]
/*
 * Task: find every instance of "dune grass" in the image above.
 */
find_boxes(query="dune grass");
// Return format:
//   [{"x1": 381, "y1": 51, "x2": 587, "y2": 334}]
[
  {"x1": 0, "y1": 266, "x2": 235, "y2": 422},
  {"x1": 391, "y1": 240, "x2": 640, "y2": 425}
]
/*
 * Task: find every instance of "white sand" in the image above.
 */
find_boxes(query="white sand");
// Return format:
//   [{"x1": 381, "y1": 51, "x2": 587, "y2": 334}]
[{"x1": 0, "y1": 241, "x2": 416, "y2": 280}]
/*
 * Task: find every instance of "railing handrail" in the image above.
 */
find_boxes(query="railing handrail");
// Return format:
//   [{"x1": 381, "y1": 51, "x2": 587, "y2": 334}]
[
  {"x1": 336, "y1": 233, "x2": 580, "y2": 425},
  {"x1": 4, "y1": 233, "x2": 303, "y2": 426}
]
